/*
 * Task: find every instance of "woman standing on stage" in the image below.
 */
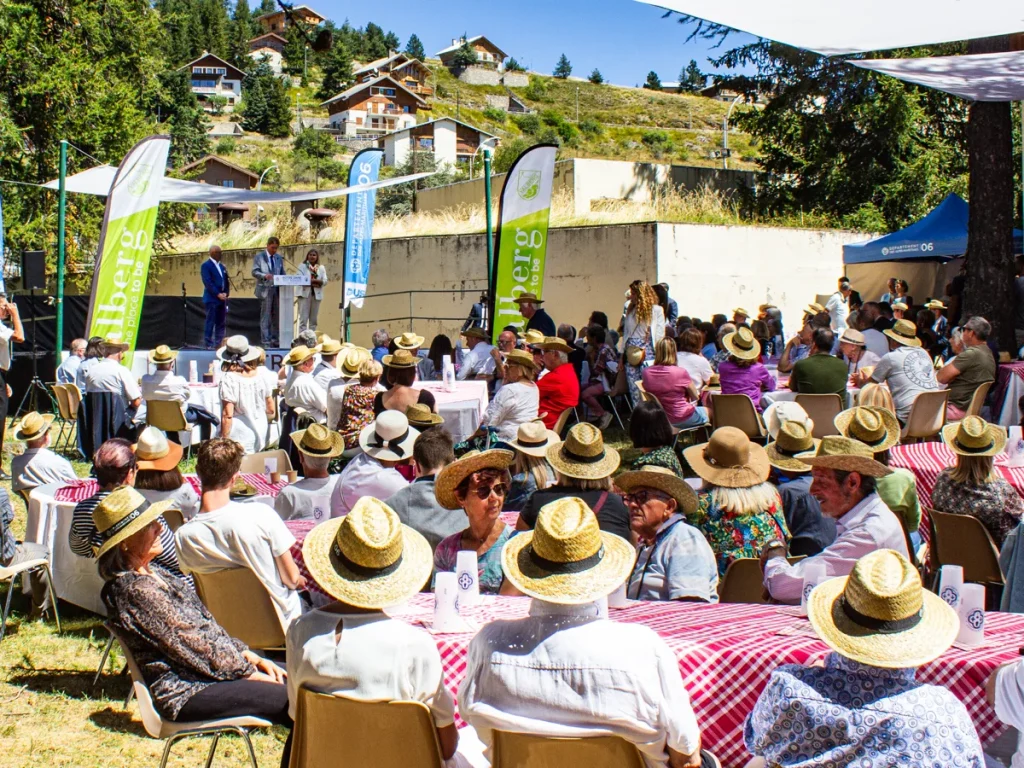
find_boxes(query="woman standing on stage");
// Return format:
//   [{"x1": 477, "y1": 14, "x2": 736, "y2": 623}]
[{"x1": 297, "y1": 249, "x2": 327, "y2": 333}]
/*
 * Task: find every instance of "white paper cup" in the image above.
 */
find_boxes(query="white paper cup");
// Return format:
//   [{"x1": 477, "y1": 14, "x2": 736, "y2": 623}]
[
  {"x1": 938, "y1": 565, "x2": 964, "y2": 610},
  {"x1": 433, "y1": 572, "x2": 461, "y2": 631},
  {"x1": 799, "y1": 560, "x2": 829, "y2": 617},
  {"x1": 189, "y1": 359, "x2": 198, "y2": 384},
  {"x1": 956, "y1": 583, "x2": 986, "y2": 646},
  {"x1": 455, "y1": 550, "x2": 480, "y2": 606}
]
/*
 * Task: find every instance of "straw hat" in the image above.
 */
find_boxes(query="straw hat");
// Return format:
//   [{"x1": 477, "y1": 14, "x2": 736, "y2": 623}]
[
  {"x1": 765, "y1": 401, "x2": 813, "y2": 440},
  {"x1": 513, "y1": 292, "x2": 544, "y2": 305},
  {"x1": 925, "y1": 299, "x2": 947, "y2": 310},
  {"x1": 941, "y1": 415, "x2": 1006, "y2": 458},
  {"x1": 838, "y1": 329, "x2": 866, "y2": 347},
  {"x1": 765, "y1": 421, "x2": 820, "y2": 473},
  {"x1": 804, "y1": 302, "x2": 825, "y2": 317},
  {"x1": 501, "y1": 496, "x2": 636, "y2": 605},
  {"x1": 892, "y1": 301, "x2": 909, "y2": 311},
  {"x1": 341, "y1": 347, "x2": 370, "y2": 376},
  {"x1": 133, "y1": 426, "x2": 184, "y2": 471},
  {"x1": 100, "y1": 336, "x2": 130, "y2": 354},
  {"x1": 683, "y1": 427, "x2": 770, "y2": 488},
  {"x1": 382, "y1": 349, "x2": 420, "y2": 368},
  {"x1": 504, "y1": 349, "x2": 538, "y2": 371},
  {"x1": 732, "y1": 307, "x2": 751, "y2": 318},
  {"x1": 319, "y1": 337, "x2": 344, "y2": 355},
  {"x1": 538, "y1": 337, "x2": 573, "y2": 354},
  {"x1": 359, "y1": 411, "x2": 419, "y2": 462},
  {"x1": 807, "y1": 548, "x2": 959, "y2": 668},
  {"x1": 519, "y1": 329, "x2": 546, "y2": 346},
  {"x1": 462, "y1": 327, "x2": 489, "y2": 341},
  {"x1": 508, "y1": 421, "x2": 560, "y2": 458},
  {"x1": 835, "y1": 406, "x2": 901, "y2": 453},
  {"x1": 283, "y1": 344, "x2": 321, "y2": 367},
  {"x1": 148, "y1": 345, "x2": 178, "y2": 364},
  {"x1": 883, "y1": 319, "x2": 921, "y2": 348},
  {"x1": 798, "y1": 436, "x2": 893, "y2": 477},
  {"x1": 301, "y1": 497, "x2": 432, "y2": 609},
  {"x1": 393, "y1": 332, "x2": 425, "y2": 350},
  {"x1": 546, "y1": 423, "x2": 620, "y2": 480},
  {"x1": 614, "y1": 465, "x2": 697, "y2": 514},
  {"x1": 93, "y1": 486, "x2": 175, "y2": 557},
  {"x1": 434, "y1": 449, "x2": 515, "y2": 510},
  {"x1": 13, "y1": 412, "x2": 54, "y2": 442},
  {"x1": 721, "y1": 327, "x2": 761, "y2": 361},
  {"x1": 216, "y1": 335, "x2": 260, "y2": 363},
  {"x1": 405, "y1": 403, "x2": 443, "y2": 427},
  {"x1": 291, "y1": 423, "x2": 346, "y2": 459}
]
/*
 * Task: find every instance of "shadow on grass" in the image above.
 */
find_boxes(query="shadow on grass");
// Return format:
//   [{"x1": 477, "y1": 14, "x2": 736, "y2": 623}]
[
  {"x1": 88, "y1": 707, "x2": 148, "y2": 737},
  {"x1": 8, "y1": 668, "x2": 130, "y2": 701}
]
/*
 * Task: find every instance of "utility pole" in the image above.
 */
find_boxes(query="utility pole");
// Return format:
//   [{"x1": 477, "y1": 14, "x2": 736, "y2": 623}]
[
  {"x1": 55, "y1": 140, "x2": 67, "y2": 367},
  {"x1": 456, "y1": 87, "x2": 460, "y2": 120},
  {"x1": 575, "y1": 86, "x2": 579, "y2": 123},
  {"x1": 303, "y1": 46, "x2": 308, "y2": 82}
]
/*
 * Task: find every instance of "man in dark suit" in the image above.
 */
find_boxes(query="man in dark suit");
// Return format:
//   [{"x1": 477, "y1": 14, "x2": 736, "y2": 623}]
[
  {"x1": 462, "y1": 291, "x2": 489, "y2": 332},
  {"x1": 201, "y1": 245, "x2": 230, "y2": 349},
  {"x1": 252, "y1": 236, "x2": 286, "y2": 347}
]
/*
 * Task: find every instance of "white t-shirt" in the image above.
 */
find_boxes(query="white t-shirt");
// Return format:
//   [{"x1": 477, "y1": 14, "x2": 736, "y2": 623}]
[
  {"x1": 677, "y1": 352, "x2": 714, "y2": 391},
  {"x1": 994, "y1": 660, "x2": 1024, "y2": 768},
  {"x1": 870, "y1": 345, "x2": 940, "y2": 422},
  {"x1": 826, "y1": 292, "x2": 849, "y2": 332},
  {"x1": 174, "y1": 500, "x2": 300, "y2": 626},
  {"x1": 274, "y1": 476, "x2": 339, "y2": 522},
  {"x1": 330, "y1": 452, "x2": 408, "y2": 517},
  {"x1": 219, "y1": 371, "x2": 272, "y2": 452},
  {"x1": 11, "y1": 447, "x2": 77, "y2": 493},
  {"x1": 458, "y1": 343, "x2": 496, "y2": 380},
  {"x1": 85, "y1": 358, "x2": 142, "y2": 402},
  {"x1": 286, "y1": 371, "x2": 328, "y2": 423},
  {"x1": 481, "y1": 381, "x2": 539, "y2": 442},
  {"x1": 313, "y1": 364, "x2": 341, "y2": 391}
]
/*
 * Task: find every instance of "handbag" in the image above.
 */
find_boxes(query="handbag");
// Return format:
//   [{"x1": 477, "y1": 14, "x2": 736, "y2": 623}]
[{"x1": 625, "y1": 345, "x2": 646, "y2": 367}]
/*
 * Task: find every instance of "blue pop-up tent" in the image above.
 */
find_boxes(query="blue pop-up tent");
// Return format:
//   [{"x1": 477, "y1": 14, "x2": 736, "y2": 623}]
[{"x1": 843, "y1": 193, "x2": 1023, "y2": 264}]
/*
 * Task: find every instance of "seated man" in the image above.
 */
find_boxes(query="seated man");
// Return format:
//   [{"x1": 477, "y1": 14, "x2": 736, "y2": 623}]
[
  {"x1": 141, "y1": 345, "x2": 218, "y2": 440},
  {"x1": 312, "y1": 337, "x2": 344, "y2": 390},
  {"x1": 283, "y1": 344, "x2": 328, "y2": 424},
  {"x1": 760, "y1": 436, "x2": 908, "y2": 604},
  {"x1": 870, "y1": 319, "x2": 939, "y2": 423},
  {"x1": 460, "y1": 497, "x2": 720, "y2": 768},
  {"x1": 83, "y1": 337, "x2": 142, "y2": 416},
  {"x1": 747, "y1": 549, "x2": 983, "y2": 766},
  {"x1": 11, "y1": 412, "x2": 76, "y2": 494},
  {"x1": 1, "y1": 485, "x2": 53, "y2": 619},
  {"x1": 330, "y1": 411, "x2": 415, "y2": 517},
  {"x1": 56, "y1": 338, "x2": 86, "y2": 385},
  {"x1": 535, "y1": 337, "x2": 580, "y2": 430},
  {"x1": 274, "y1": 424, "x2": 341, "y2": 522},
  {"x1": 936, "y1": 315, "x2": 996, "y2": 421},
  {"x1": 175, "y1": 438, "x2": 306, "y2": 626},
  {"x1": 788, "y1": 327, "x2": 848, "y2": 396},
  {"x1": 458, "y1": 328, "x2": 496, "y2": 381}
]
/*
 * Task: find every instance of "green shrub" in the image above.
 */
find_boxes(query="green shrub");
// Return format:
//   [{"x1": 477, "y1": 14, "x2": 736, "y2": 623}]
[
  {"x1": 514, "y1": 113, "x2": 541, "y2": 134},
  {"x1": 482, "y1": 106, "x2": 507, "y2": 123},
  {"x1": 556, "y1": 121, "x2": 579, "y2": 147},
  {"x1": 641, "y1": 129, "x2": 674, "y2": 158},
  {"x1": 214, "y1": 137, "x2": 237, "y2": 155},
  {"x1": 578, "y1": 118, "x2": 602, "y2": 137},
  {"x1": 493, "y1": 137, "x2": 532, "y2": 174},
  {"x1": 524, "y1": 76, "x2": 547, "y2": 101}
]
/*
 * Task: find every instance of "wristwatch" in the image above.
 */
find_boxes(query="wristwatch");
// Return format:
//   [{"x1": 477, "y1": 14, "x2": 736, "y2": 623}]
[{"x1": 762, "y1": 539, "x2": 787, "y2": 557}]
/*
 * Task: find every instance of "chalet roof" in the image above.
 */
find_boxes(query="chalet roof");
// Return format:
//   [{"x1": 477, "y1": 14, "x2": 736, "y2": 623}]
[
  {"x1": 383, "y1": 117, "x2": 497, "y2": 141},
  {"x1": 255, "y1": 4, "x2": 325, "y2": 22},
  {"x1": 249, "y1": 32, "x2": 287, "y2": 45},
  {"x1": 353, "y1": 53, "x2": 429, "y2": 77},
  {"x1": 320, "y1": 74, "x2": 428, "y2": 108},
  {"x1": 178, "y1": 51, "x2": 246, "y2": 81},
  {"x1": 435, "y1": 35, "x2": 508, "y2": 60},
  {"x1": 178, "y1": 154, "x2": 259, "y2": 182}
]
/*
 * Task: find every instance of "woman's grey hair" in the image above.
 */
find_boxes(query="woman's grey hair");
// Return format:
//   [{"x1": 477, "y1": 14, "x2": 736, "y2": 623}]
[
  {"x1": 371, "y1": 328, "x2": 390, "y2": 347},
  {"x1": 716, "y1": 323, "x2": 736, "y2": 342}
]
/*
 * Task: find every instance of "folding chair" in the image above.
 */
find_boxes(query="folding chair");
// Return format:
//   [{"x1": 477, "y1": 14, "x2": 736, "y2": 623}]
[
  {"x1": 962, "y1": 380, "x2": 993, "y2": 420},
  {"x1": 491, "y1": 731, "x2": 644, "y2": 768},
  {"x1": 552, "y1": 408, "x2": 575, "y2": 438},
  {"x1": 900, "y1": 390, "x2": 948, "y2": 443},
  {"x1": 929, "y1": 508, "x2": 1004, "y2": 604},
  {"x1": 794, "y1": 394, "x2": 843, "y2": 439},
  {"x1": 0, "y1": 553, "x2": 61, "y2": 643},
  {"x1": 718, "y1": 556, "x2": 805, "y2": 604},
  {"x1": 288, "y1": 687, "x2": 445, "y2": 768},
  {"x1": 239, "y1": 449, "x2": 293, "y2": 475},
  {"x1": 145, "y1": 400, "x2": 193, "y2": 456},
  {"x1": 50, "y1": 384, "x2": 73, "y2": 452},
  {"x1": 162, "y1": 508, "x2": 186, "y2": 533},
  {"x1": 710, "y1": 393, "x2": 767, "y2": 442},
  {"x1": 633, "y1": 380, "x2": 652, "y2": 403},
  {"x1": 192, "y1": 567, "x2": 287, "y2": 651}
]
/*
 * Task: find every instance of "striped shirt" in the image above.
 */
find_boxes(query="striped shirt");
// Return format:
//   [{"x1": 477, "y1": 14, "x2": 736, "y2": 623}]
[{"x1": 1, "y1": 489, "x2": 16, "y2": 566}]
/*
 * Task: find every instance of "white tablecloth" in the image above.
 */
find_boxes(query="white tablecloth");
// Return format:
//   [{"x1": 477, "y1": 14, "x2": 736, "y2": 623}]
[
  {"x1": 414, "y1": 381, "x2": 489, "y2": 442},
  {"x1": 761, "y1": 388, "x2": 860, "y2": 409},
  {"x1": 138, "y1": 383, "x2": 281, "y2": 447}
]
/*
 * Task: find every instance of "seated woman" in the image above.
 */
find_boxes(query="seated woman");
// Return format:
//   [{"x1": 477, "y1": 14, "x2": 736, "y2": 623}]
[
  {"x1": 433, "y1": 450, "x2": 519, "y2": 595},
  {"x1": 96, "y1": 486, "x2": 289, "y2": 725},
  {"x1": 580, "y1": 325, "x2": 618, "y2": 429},
  {"x1": 717, "y1": 327, "x2": 776, "y2": 413},
  {"x1": 426, "y1": 334, "x2": 454, "y2": 382},
  {"x1": 476, "y1": 349, "x2": 539, "y2": 443},
  {"x1": 933, "y1": 416, "x2": 1024, "y2": 548},
  {"x1": 337, "y1": 359, "x2": 383, "y2": 455},
  {"x1": 132, "y1": 427, "x2": 199, "y2": 522},
  {"x1": 217, "y1": 336, "x2": 274, "y2": 453},
  {"x1": 641, "y1": 338, "x2": 707, "y2": 428},
  {"x1": 505, "y1": 421, "x2": 558, "y2": 511},
  {"x1": 630, "y1": 400, "x2": 684, "y2": 477},
  {"x1": 374, "y1": 349, "x2": 436, "y2": 415}
]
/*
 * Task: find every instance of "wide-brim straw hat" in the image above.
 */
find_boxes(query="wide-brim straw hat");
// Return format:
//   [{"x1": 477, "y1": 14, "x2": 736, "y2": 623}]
[
  {"x1": 925, "y1": 300, "x2": 947, "y2": 310},
  {"x1": 615, "y1": 466, "x2": 697, "y2": 514},
  {"x1": 341, "y1": 347, "x2": 370, "y2": 375},
  {"x1": 13, "y1": 412, "x2": 54, "y2": 442},
  {"x1": 217, "y1": 335, "x2": 261, "y2": 363},
  {"x1": 291, "y1": 423, "x2": 346, "y2": 459},
  {"x1": 804, "y1": 303, "x2": 825, "y2": 317},
  {"x1": 434, "y1": 449, "x2": 515, "y2": 510},
  {"x1": 883, "y1": 319, "x2": 921, "y2": 348},
  {"x1": 302, "y1": 497, "x2": 432, "y2": 609},
  {"x1": 732, "y1": 307, "x2": 751, "y2": 318},
  {"x1": 807, "y1": 548, "x2": 959, "y2": 668},
  {"x1": 519, "y1": 329, "x2": 546, "y2": 346},
  {"x1": 405, "y1": 403, "x2": 444, "y2": 427},
  {"x1": 941, "y1": 415, "x2": 1006, "y2": 458},
  {"x1": 133, "y1": 426, "x2": 184, "y2": 471},
  {"x1": 149, "y1": 344, "x2": 178, "y2": 364},
  {"x1": 538, "y1": 337, "x2": 574, "y2": 354},
  {"x1": 835, "y1": 406, "x2": 901, "y2": 453},
  {"x1": 721, "y1": 327, "x2": 761, "y2": 361},
  {"x1": 100, "y1": 336, "x2": 130, "y2": 354},
  {"x1": 765, "y1": 401, "x2": 813, "y2": 440},
  {"x1": 358, "y1": 411, "x2": 419, "y2": 462},
  {"x1": 93, "y1": 486, "x2": 175, "y2": 557},
  {"x1": 839, "y1": 329, "x2": 866, "y2": 347},
  {"x1": 319, "y1": 337, "x2": 345, "y2": 355},
  {"x1": 393, "y1": 332, "x2": 425, "y2": 350},
  {"x1": 501, "y1": 496, "x2": 636, "y2": 605},
  {"x1": 382, "y1": 349, "x2": 420, "y2": 368},
  {"x1": 798, "y1": 436, "x2": 893, "y2": 477},
  {"x1": 283, "y1": 344, "x2": 322, "y2": 367},
  {"x1": 513, "y1": 292, "x2": 544, "y2": 305},
  {"x1": 462, "y1": 327, "x2": 490, "y2": 341},
  {"x1": 683, "y1": 426, "x2": 770, "y2": 488},
  {"x1": 508, "y1": 420, "x2": 560, "y2": 458},
  {"x1": 546, "y1": 423, "x2": 620, "y2": 480},
  {"x1": 765, "y1": 421, "x2": 820, "y2": 473},
  {"x1": 892, "y1": 301, "x2": 909, "y2": 311},
  {"x1": 504, "y1": 349, "x2": 538, "y2": 371}
]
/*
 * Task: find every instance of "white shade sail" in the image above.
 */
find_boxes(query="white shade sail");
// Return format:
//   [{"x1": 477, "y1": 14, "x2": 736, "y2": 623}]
[
  {"x1": 635, "y1": 0, "x2": 1024, "y2": 56},
  {"x1": 853, "y1": 50, "x2": 1024, "y2": 101}
]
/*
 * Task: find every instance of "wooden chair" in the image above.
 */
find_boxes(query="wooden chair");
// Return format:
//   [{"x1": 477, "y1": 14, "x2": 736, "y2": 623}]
[
  {"x1": 145, "y1": 400, "x2": 193, "y2": 454},
  {"x1": 50, "y1": 384, "x2": 73, "y2": 452},
  {"x1": 794, "y1": 394, "x2": 843, "y2": 439},
  {"x1": 718, "y1": 556, "x2": 805, "y2": 604},
  {"x1": 192, "y1": 568, "x2": 286, "y2": 650},
  {"x1": 491, "y1": 731, "x2": 644, "y2": 768},
  {"x1": 963, "y1": 380, "x2": 993, "y2": 419},
  {"x1": 634, "y1": 380, "x2": 653, "y2": 403},
  {"x1": 288, "y1": 688, "x2": 445, "y2": 768},
  {"x1": 900, "y1": 390, "x2": 948, "y2": 443},
  {"x1": 552, "y1": 408, "x2": 575, "y2": 438},
  {"x1": 162, "y1": 508, "x2": 185, "y2": 533},
  {"x1": 710, "y1": 394, "x2": 767, "y2": 442},
  {"x1": 239, "y1": 448, "x2": 293, "y2": 474},
  {"x1": 929, "y1": 508, "x2": 1004, "y2": 590}
]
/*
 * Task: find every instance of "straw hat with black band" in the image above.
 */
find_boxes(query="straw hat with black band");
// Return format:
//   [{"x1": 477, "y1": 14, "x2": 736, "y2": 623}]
[
  {"x1": 319, "y1": 337, "x2": 344, "y2": 356},
  {"x1": 291, "y1": 423, "x2": 346, "y2": 459},
  {"x1": 721, "y1": 326, "x2": 761, "y2": 361},
  {"x1": 804, "y1": 302, "x2": 825, "y2": 318},
  {"x1": 798, "y1": 436, "x2": 893, "y2": 477},
  {"x1": 519, "y1": 329, "x2": 546, "y2": 346},
  {"x1": 683, "y1": 426, "x2": 770, "y2": 488},
  {"x1": 807, "y1": 548, "x2": 959, "y2": 668},
  {"x1": 341, "y1": 347, "x2": 370, "y2": 376},
  {"x1": 92, "y1": 486, "x2": 175, "y2": 558},
  {"x1": 148, "y1": 345, "x2": 178, "y2": 364},
  {"x1": 393, "y1": 332, "x2": 425, "y2": 350},
  {"x1": 13, "y1": 412, "x2": 55, "y2": 442},
  {"x1": 133, "y1": 426, "x2": 184, "y2": 471},
  {"x1": 513, "y1": 292, "x2": 544, "y2": 306},
  {"x1": 925, "y1": 299, "x2": 946, "y2": 310},
  {"x1": 462, "y1": 327, "x2": 489, "y2": 341},
  {"x1": 941, "y1": 415, "x2": 1006, "y2": 458},
  {"x1": 538, "y1": 337, "x2": 574, "y2": 354},
  {"x1": 732, "y1": 307, "x2": 751, "y2": 319},
  {"x1": 283, "y1": 344, "x2": 321, "y2": 367},
  {"x1": 406, "y1": 403, "x2": 444, "y2": 427},
  {"x1": 546, "y1": 423, "x2": 620, "y2": 481},
  {"x1": 358, "y1": 411, "x2": 419, "y2": 462},
  {"x1": 504, "y1": 349, "x2": 537, "y2": 371},
  {"x1": 834, "y1": 406, "x2": 901, "y2": 453},
  {"x1": 382, "y1": 349, "x2": 420, "y2": 368},
  {"x1": 615, "y1": 465, "x2": 697, "y2": 515},
  {"x1": 501, "y1": 496, "x2": 635, "y2": 605},
  {"x1": 883, "y1": 319, "x2": 922, "y2": 348},
  {"x1": 302, "y1": 497, "x2": 432, "y2": 609},
  {"x1": 508, "y1": 421, "x2": 559, "y2": 458},
  {"x1": 217, "y1": 335, "x2": 261, "y2": 364},
  {"x1": 838, "y1": 328, "x2": 866, "y2": 347},
  {"x1": 765, "y1": 421, "x2": 820, "y2": 473},
  {"x1": 434, "y1": 449, "x2": 515, "y2": 510}
]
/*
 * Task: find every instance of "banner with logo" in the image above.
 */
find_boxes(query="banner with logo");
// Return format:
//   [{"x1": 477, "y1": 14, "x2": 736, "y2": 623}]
[
  {"x1": 342, "y1": 148, "x2": 384, "y2": 310},
  {"x1": 85, "y1": 136, "x2": 170, "y2": 364},
  {"x1": 490, "y1": 144, "x2": 557, "y2": 344}
]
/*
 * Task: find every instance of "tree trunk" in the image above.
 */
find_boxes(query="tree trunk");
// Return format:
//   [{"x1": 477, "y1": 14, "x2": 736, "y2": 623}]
[{"x1": 964, "y1": 35, "x2": 1015, "y2": 351}]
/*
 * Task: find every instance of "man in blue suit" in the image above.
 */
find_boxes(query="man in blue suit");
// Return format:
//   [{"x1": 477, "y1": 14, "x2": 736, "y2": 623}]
[
  {"x1": 201, "y1": 245, "x2": 230, "y2": 349},
  {"x1": 251, "y1": 236, "x2": 285, "y2": 347}
]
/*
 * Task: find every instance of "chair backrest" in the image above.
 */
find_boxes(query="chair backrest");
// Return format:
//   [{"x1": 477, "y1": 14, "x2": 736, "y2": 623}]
[
  {"x1": 719, "y1": 556, "x2": 805, "y2": 603},
  {"x1": 902, "y1": 390, "x2": 948, "y2": 440},
  {"x1": 929, "y1": 508, "x2": 1004, "y2": 584},
  {"x1": 552, "y1": 408, "x2": 574, "y2": 437},
  {"x1": 288, "y1": 687, "x2": 445, "y2": 768},
  {"x1": 145, "y1": 399, "x2": 188, "y2": 433},
  {"x1": 965, "y1": 380, "x2": 993, "y2": 418},
  {"x1": 51, "y1": 385, "x2": 73, "y2": 420},
  {"x1": 65, "y1": 384, "x2": 82, "y2": 418},
  {"x1": 192, "y1": 568, "x2": 287, "y2": 649},
  {"x1": 794, "y1": 394, "x2": 843, "y2": 439},
  {"x1": 105, "y1": 622, "x2": 166, "y2": 738},
  {"x1": 162, "y1": 508, "x2": 185, "y2": 533},
  {"x1": 239, "y1": 449, "x2": 293, "y2": 474},
  {"x1": 711, "y1": 393, "x2": 765, "y2": 438},
  {"x1": 634, "y1": 380, "x2": 652, "y2": 402},
  {"x1": 490, "y1": 731, "x2": 644, "y2": 768}
]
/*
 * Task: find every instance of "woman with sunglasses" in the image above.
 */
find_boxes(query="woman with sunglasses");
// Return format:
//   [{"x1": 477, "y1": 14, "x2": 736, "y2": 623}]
[{"x1": 433, "y1": 449, "x2": 518, "y2": 595}]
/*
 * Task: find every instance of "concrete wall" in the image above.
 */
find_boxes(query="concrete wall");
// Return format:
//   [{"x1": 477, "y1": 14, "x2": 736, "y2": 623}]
[
  {"x1": 434, "y1": 121, "x2": 458, "y2": 167},
  {"x1": 414, "y1": 160, "x2": 575, "y2": 211}
]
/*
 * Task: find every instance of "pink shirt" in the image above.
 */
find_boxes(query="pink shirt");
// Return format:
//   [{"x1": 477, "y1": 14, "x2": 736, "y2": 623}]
[
  {"x1": 642, "y1": 365, "x2": 696, "y2": 424},
  {"x1": 718, "y1": 360, "x2": 776, "y2": 413}
]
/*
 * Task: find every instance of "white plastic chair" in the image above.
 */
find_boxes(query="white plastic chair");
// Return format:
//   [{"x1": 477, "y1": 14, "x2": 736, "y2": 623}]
[{"x1": 0, "y1": 555, "x2": 61, "y2": 643}]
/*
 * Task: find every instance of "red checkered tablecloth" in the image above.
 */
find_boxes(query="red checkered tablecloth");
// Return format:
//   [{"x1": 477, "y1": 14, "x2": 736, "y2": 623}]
[{"x1": 52, "y1": 473, "x2": 287, "y2": 503}]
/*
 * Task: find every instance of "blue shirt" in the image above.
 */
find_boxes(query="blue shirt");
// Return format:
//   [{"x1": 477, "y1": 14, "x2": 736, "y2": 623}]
[
  {"x1": 628, "y1": 514, "x2": 719, "y2": 602},
  {"x1": 56, "y1": 354, "x2": 82, "y2": 385},
  {"x1": 371, "y1": 346, "x2": 388, "y2": 363},
  {"x1": 744, "y1": 652, "x2": 985, "y2": 767}
]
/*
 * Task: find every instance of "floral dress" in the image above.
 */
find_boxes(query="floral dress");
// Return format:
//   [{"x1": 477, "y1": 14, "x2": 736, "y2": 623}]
[
  {"x1": 688, "y1": 489, "x2": 789, "y2": 576},
  {"x1": 338, "y1": 383, "x2": 376, "y2": 450},
  {"x1": 632, "y1": 446, "x2": 684, "y2": 478},
  {"x1": 931, "y1": 469, "x2": 1024, "y2": 548},
  {"x1": 622, "y1": 306, "x2": 665, "y2": 405},
  {"x1": 433, "y1": 525, "x2": 514, "y2": 594}
]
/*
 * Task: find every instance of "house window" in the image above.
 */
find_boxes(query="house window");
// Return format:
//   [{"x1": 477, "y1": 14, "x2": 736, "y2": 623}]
[
  {"x1": 221, "y1": 180, "x2": 234, "y2": 188},
  {"x1": 192, "y1": 80, "x2": 217, "y2": 88},
  {"x1": 418, "y1": 138, "x2": 433, "y2": 149},
  {"x1": 403, "y1": 106, "x2": 410, "y2": 113}
]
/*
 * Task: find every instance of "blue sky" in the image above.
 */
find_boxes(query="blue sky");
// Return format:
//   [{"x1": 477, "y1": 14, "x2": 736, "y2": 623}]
[{"x1": 317, "y1": 0, "x2": 751, "y2": 86}]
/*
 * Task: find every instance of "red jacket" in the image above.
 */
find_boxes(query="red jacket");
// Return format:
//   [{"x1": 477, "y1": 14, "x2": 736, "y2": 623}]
[{"x1": 537, "y1": 362, "x2": 580, "y2": 429}]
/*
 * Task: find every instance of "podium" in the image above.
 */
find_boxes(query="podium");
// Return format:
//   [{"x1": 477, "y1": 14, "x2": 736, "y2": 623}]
[{"x1": 274, "y1": 274, "x2": 310, "y2": 348}]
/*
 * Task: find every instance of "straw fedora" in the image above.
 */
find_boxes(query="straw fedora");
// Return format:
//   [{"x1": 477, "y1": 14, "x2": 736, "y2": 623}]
[
  {"x1": 100, "y1": 336, "x2": 130, "y2": 354},
  {"x1": 614, "y1": 465, "x2": 697, "y2": 515},
  {"x1": 883, "y1": 319, "x2": 921, "y2": 348},
  {"x1": 546, "y1": 423, "x2": 620, "y2": 480},
  {"x1": 291, "y1": 423, "x2": 346, "y2": 459},
  {"x1": 358, "y1": 411, "x2": 419, "y2": 462},
  {"x1": 765, "y1": 421, "x2": 820, "y2": 473},
  {"x1": 393, "y1": 332, "x2": 425, "y2": 350},
  {"x1": 319, "y1": 337, "x2": 344, "y2": 356},
  {"x1": 283, "y1": 344, "x2": 321, "y2": 367},
  {"x1": 216, "y1": 335, "x2": 261, "y2": 363},
  {"x1": 835, "y1": 406, "x2": 901, "y2": 453},
  {"x1": 891, "y1": 301, "x2": 909, "y2": 312},
  {"x1": 513, "y1": 292, "x2": 544, "y2": 306},
  {"x1": 798, "y1": 436, "x2": 893, "y2": 477},
  {"x1": 341, "y1": 347, "x2": 370, "y2": 376},
  {"x1": 764, "y1": 401, "x2": 813, "y2": 440},
  {"x1": 133, "y1": 426, "x2": 184, "y2": 471},
  {"x1": 13, "y1": 412, "x2": 54, "y2": 442},
  {"x1": 504, "y1": 349, "x2": 537, "y2": 371},
  {"x1": 732, "y1": 307, "x2": 751, "y2": 318},
  {"x1": 434, "y1": 449, "x2": 515, "y2": 510},
  {"x1": 519, "y1": 329, "x2": 546, "y2": 346},
  {"x1": 838, "y1": 328, "x2": 866, "y2": 347},
  {"x1": 941, "y1": 415, "x2": 1006, "y2": 458},
  {"x1": 721, "y1": 327, "x2": 761, "y2": 361},
  {"x1": 405, "y1": 403, "x2": 444, "y2": 427},
  {"x1": 93, "y1": 486, "x2": 175, "y2": 558},
  {"x1": 538, "y1": 337, "x2": 574, "y2": 354},
  {"x1": 462, "y1": 327, "x2": 489, "y2": 341},
  {"x1": 804, "y1": 302, "x2": 825, "y2": 317},
  {"x1": 807, "y1": 548, "x2": 959, "y2": 668},
  {"x1": 683, "y1": 426, "x2": 770, "y2": 488},
  {"x1": 148, "y1": 345, "x2": 178, "y2": 364},
  {"x1": 925, "y1": 299, "x2": 947, "y2": 310},
  {"x1": 382, "y1": 348, "x2": 420, "y2": 368},
  {"x1": 301, "y1": 497, "x2": 432, "y2": 609},
  {"x1": 508, "y1": 421, "x2": 560, "y2": 458},
  {"x1": 501, "y1": 496, "x2": 635, "y2": 605}
]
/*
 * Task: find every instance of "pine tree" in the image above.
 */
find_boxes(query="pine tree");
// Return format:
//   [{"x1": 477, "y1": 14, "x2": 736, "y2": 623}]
[
  {"x1": 283, "y1": 23, "x2": 307, "y2": 74},
  {"x1": 197, "y1": 0, "x2": 230, "y2": 57},
  {"x1": 643, "y1": 71, "x2": 662, "y2": 90},
  {"x1": 241, "y1": 65, "x2": 269, "y2": 132},
  {"x1": 156, "y1": 70, "x2": 212, "y2": 166},
  {"x1": 553, "y1": 53, "x2": 571, "y2": 79},
  {"x1": 451, "y1": 38, "x2": 478, "y2": 68},
  {"x1": 383, "y1": 31, "x2": 400, "y2": 54},
  {"x1": 362, "y1": 22, "x2": 388, "y2": 60},
  {"x1": 679, "y1": 60, "x2": 705, "y2": 93},
  {"x1": 258, "y1": 0, "x2": 274, "y2": 13},
  {"x1": 588, "y1": 68, "x2": 603, "y2": 84},
  {"x1": 227, "y1": 0, "x2": 257, "y2": 69},
  {"x1": 317, "y1": 40, "x2": 353, "y2": 101},
  {"x1": 263, "y1": 73, "x2": 292, "y2": 137},
  {"x1": 505, "y1": 57, "x2": 525, "y2": 72},
  {"x1": 404, "y1": 34, "x2": 425, "y2": 60}
]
